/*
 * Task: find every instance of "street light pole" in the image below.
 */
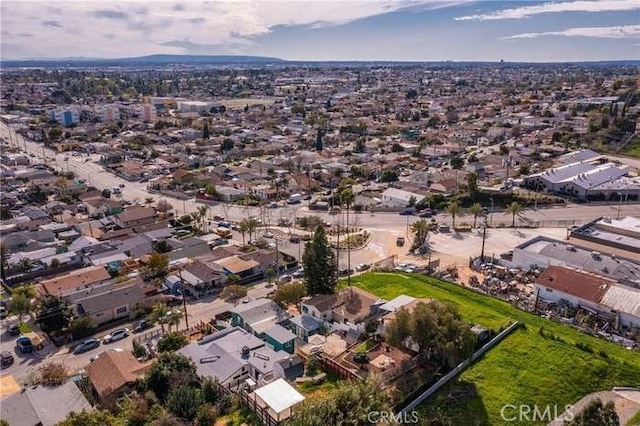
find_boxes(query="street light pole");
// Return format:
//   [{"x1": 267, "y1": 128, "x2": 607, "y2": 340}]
[{"x1": 480, "y1": 218, "x2": 488, "y2": 263}]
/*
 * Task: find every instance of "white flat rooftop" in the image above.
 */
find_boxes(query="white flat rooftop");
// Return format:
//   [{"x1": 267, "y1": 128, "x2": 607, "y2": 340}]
[{"x1": 254, "y1": 378, "x2": 305, "y2": 414}]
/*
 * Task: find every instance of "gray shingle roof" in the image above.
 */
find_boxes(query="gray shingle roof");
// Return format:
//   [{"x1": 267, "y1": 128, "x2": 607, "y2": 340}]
[{"x1": 0, "y1": 381, "x2": 92, "y2": 426}]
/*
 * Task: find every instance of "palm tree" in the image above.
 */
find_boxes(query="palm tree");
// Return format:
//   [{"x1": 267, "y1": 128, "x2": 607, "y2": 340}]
[
  {"x1": 506, "y1": 201, "x2": 524, "y2": 228},
  {"x1": 197, "y1": 205, "x2": 210, "y2": 232},
  {"x1": 410, "y1": 219, "x2": 432, "y2": 251},
  {"x1": 166, "y1": 311, "x2": 181, "y2": 332},
  {"x1": 239, "y1": 219, "x2": 249, "y2": 245},
  {"x1": 241, "y1": 217, "x2": 259, "y2": 242},
  {"x1": 150, "y1": 303, "x2": 169, "y2": 334},
  {"x1": 469, "y1": 202, "x2": 483, "y2": 228},
  {"x1": 444, "y1": 201, "x2": 464, "y2": 229},
  {"x1": 145, "y1": 197, "x2": 155, "y2": 207}
]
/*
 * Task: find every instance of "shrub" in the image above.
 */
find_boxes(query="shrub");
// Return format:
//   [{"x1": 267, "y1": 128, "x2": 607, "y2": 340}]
[
  {"x1": 157, "y1": 332, "x2": 189, "y2": 353},
  {"x1": 38, "y1": 362, "x2": 68, "y2": 386}
]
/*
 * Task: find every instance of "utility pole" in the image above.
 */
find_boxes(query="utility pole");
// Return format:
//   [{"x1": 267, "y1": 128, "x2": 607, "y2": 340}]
[
  {"x1": 275, "y1": 237, "x2": 280, "y2": 282},
  {"x1": 177, "y1": 266, "x2": 189, "y2": 330},
  {"x1": 346, "y1": 205, "x2": 351, "y2": 288}
]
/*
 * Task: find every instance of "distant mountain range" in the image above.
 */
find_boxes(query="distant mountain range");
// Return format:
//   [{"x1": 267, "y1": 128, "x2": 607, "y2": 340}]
[
  {"x1": 1, "y1": 54, "x2": 286, "y2": 68},
  {"x1": 1, "y1": 54, "x2": 638, "y2": 68}
]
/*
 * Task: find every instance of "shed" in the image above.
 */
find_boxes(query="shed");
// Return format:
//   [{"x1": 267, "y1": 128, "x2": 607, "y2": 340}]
[{"x1": 252, "y1": 378, "x2": 305, "y2": 422}]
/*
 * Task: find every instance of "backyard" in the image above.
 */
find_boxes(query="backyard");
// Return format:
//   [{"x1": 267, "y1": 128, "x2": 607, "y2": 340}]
[{"x1": 351, "y1": 272, "x2": 640, "y2": 425}]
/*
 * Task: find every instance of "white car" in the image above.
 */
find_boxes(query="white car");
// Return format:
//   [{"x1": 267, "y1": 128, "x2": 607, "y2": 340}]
[{"x1": 102, "y1": 328, "x2": 130, "y2": 343}]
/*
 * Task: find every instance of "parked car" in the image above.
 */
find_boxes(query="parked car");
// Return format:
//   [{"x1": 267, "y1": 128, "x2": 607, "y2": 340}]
[
  {"x1": 396, "y1": 236, "x2": 405, "y2": 247},
  {"x1": 356, "y1": 263, "x2": 371, "y2": 272},
  {"x1": 102, "y1": 328, "x2": 130, "y2": 343},
  {"x1": 263, "y1": 232, "x2": 274, "y2": 238},
  {"x1": 74, "y1": 338, "x2": 100, "y2": 354},
  {"x1": 133, "y1": 320, "x2": 152, "y2": 333},
  {"x1": 1, "y1": 351, "x2": 14, "y2": 368},
  {"x1": 279, "y1": 275, "x2": 293, "y2": 283},
  {"x1": 16, "y1": 336, "x2": 33, "y2": 353},
  {"x1": 8, "y1": 324, "x2": 21, "y2": 336},
  {"x1": 0, "y1": 306, "x2": 7, "y2": 319},
  {"x1": 293, "y1": 268, "x2": 304, "y2": 278},
  {"x1": 289, "y1": 235, "x2": 301, "y2": 243}
]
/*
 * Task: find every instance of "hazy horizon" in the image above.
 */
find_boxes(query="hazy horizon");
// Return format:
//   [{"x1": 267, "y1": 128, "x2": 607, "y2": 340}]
[{"x1": 2, "y1": 1, "x2": 638, "y2": 62}]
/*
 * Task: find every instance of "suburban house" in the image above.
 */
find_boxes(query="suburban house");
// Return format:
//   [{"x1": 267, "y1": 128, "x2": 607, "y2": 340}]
[
  {"x1": 70, "y1": 281, "x2": 146, "y2": 325},
  {"x1": 292, "y1": 288, "x2": 382, "y2": 338},
  {"x1": 215, "y1": 255, "x2": 260, "y2": 279},
  {"x1": 289, "y1": 314, "x2": 322, "y2": 342},
  {"x1": 263, "y1": 324, "x2": 297, "y2": 354},
  {"x1": 0, "y1": 381, "x2": 93, "y2": 426},
  {"x1": 179, "y1": 326, "x2": 299, "y2": 389},
  {"x1": 381, "y1": 187, "x2": 427, "y2": 208},
  {"x1": 230, "y1": 298, "x2": 291, "y2": 338},
  {"x1": 38, "y1": 265, "x2": 111, "y2": 296},
  {"x1": 182, "y1": 260, "x2": 227, "y2": 291},
  {"x1": 85, "y1": 350, "x2": 153, "y2": 409},
  {"x1": 112, "y1": 206, "x2": 157, "y2": 228}
]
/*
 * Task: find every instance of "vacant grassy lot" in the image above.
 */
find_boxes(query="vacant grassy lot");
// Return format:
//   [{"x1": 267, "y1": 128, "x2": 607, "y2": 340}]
[{"x1": 352, "y1": 272, "x2": 640, "y2": 425}]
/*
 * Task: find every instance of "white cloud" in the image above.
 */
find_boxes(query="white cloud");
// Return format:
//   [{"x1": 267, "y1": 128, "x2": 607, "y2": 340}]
[
  {"x1": 503, "y1": 24, "x2": 640, "y2": 39},
  {"x1": 0, "y1": 0, "x2": 453, "y2": 58},
  {"x1": 456, "y1": 0, "x2": 639, "y2": 21}
]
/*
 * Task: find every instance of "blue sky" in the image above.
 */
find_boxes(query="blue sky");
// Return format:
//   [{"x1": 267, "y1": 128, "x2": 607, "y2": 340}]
[{"x1": 1, "y1": 1, "x2": 638, "y2": 61}]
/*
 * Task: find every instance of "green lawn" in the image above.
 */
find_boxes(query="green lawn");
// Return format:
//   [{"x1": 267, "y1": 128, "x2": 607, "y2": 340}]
[
  {"x1": 354, "y1": 340, "x2": 377, "y2": 353},
  {"x1": 352, "y1": 272, "x2": 640, "y2": 425},
  {"x1": 295, "y1": 371, "x2": 340, "y2": 397}
]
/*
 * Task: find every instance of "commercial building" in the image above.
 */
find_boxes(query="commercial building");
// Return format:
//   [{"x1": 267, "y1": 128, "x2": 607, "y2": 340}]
[
  {"x1": 569, "y1": 217, "x2": 640, "y2": 262},
  {"x1": 512, "y1": 236, "x2": 640, "y2": 288},
  {"x1": 535, "y1": 266, "x2": 640, "y2": 330},
  {"x1": 49, "y1": 108, "x2": 79, "y2": 127},
  {"x1": 524, "y1": 161, "x2": 630, "y2": 199}
]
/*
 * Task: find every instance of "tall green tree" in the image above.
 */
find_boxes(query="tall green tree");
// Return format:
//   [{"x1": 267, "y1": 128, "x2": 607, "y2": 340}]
[
  {"x1": 144, "y1": 352, "x2": 199, "y2": 402},
  {"x1": 36, "y1": 295, "x2": 71, "y2": 333},
  {"x1": 303, "y1": 226, "x2": 337, "y2": 295},
  {"x1": 315, "y1": 129, "x2": 323, "y2": 151},
  {"x1": 466, "y1": 171, "x2": 479, "y2": 196},
  {"x1": 9, "y1": 294, "x2": 31, "y2": 325}
]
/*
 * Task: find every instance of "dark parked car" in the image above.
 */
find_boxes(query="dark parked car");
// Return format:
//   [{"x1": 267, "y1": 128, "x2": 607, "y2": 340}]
[
  {"x1": 1, "y1": 351, "x2": 14, "y2": 368},
  {"x1": 16, "y1": 336, "x2": 33, "y2": 353},
  {"x1": 8, "y1": 324, "x2": 21, "y2": 336},
  {"x1": 74, "y1": 338, "x2": 100, "y2": 354},
  {"x1": 134, "y1": 320, "x2": 151, "y2": 333}
]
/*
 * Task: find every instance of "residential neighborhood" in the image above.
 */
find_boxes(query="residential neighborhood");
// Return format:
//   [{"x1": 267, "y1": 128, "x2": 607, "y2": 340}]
[{"x1": 1, "y1": 12, "x2": 640, "y2": 425}]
